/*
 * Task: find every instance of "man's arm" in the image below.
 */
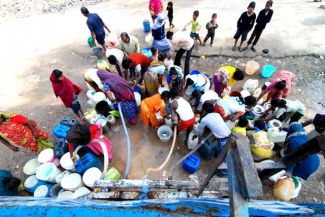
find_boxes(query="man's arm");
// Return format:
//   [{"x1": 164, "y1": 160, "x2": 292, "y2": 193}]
[
  {"x1": 135, "y1": 39, "x2": 140, "y2": 53},
  {"x1": 183, "y1": 21, "x2": 192, "y2": 31},
  {"x1": 0, "y1": 137, "x2": 19, "y2": 151},
  {"x1": 103, "y1": 23, "x2": 111, "y2": 33},
  {"x1": 195, "y1": 117, "x2": 208, "y2": 136}
]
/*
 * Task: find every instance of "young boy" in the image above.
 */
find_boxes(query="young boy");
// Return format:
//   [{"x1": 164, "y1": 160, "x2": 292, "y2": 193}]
[
  {"x1": 183, "y1": 10, "x2": 202, "y2": 45},
  {"x1": 203, "y1": 13, "x2": 218, "y2": 47},
  {"x1": 233, "y1": 2, "x2": 256, "y2": 52},
  {"x1": 166, "y1": 1, "x2": 174, "y2": 29},
  {"x1": 50, "y1": 69, "x2": 84, "y2": 120},
  {"x1": 150, "y1": 47, "x2": 158, "y2": 61},
  {"x1": 232, "y1": 116, "x2": 249, "y2": 136}
]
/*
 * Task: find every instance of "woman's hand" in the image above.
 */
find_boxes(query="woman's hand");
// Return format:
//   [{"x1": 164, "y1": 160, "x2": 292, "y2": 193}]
[{"x1": 10, "y1": 146, "x2": 19, "y2": 152}]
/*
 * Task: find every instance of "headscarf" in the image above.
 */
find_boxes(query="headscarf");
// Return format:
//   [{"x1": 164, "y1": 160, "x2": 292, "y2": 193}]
[
  {"x1": 96, "y1": 69, "x2": 135, "y2": 102},
  {"x1": 152, "y1": 14, "x2": 166, "y2": 30},
  {"x1": 50, "y1": 71, "x2": 82, "y2": 107},
  {"x1": 149, "y1": 0, "x2": 163, "y2": 15},
  {"x1": 214, "y1": 69, "x2": 229, "y2": 85},
  {"x1": 66, "y1": 123, "x2": 91, "y2": 145}
]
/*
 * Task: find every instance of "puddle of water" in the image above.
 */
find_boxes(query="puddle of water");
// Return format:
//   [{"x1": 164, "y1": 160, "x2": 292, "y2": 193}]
[{"x1": 302, "y1": 16, "x2": 325, "y2": 26}]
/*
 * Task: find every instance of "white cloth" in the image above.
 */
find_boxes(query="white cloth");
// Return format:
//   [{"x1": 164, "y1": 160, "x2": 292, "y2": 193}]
[
  {"x1": 84, "y1": 69, "x2": 103, "y2": 89},
  {"x1": 200, "y1": 90, "x2": 219, "y2": 104},
  {"x1": 149, "y1": 65, "x2": 166, "y2": 75},
  {"x1": 119, "y1": 35, "x2": 140, "y2": 55},
  {"x1": 105, "y1": 48, "x2": 124, "y2": 65},
  {"x1": 217, "y1": 97, "x2": 246, "y2": 116},
  {"x1": 169, "y1": 31, "x2": 194, "y2": 55},
  {"x1": 186, "y1": 74, "x2": 210, "y2": 92},
  {"x1": 275, "y1": 99, "x2": 305, "y2": 118},
  {"x1": 175, "y1": 97, "x2": 194, "y2": 121},
  {"x1": 195, "y1": 113, "x2": 231, "y2": 138}
]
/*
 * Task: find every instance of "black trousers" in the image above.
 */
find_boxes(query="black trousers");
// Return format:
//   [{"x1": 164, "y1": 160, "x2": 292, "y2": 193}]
[
  {"x1": 174, "y1": 45, "x2": 194, "y2": 77},
  {"x1": 204, "y1": 32, "x2": 215, "y2": 44},
  {"x1": 247, "y1": 25, "x2": 265, "y2": 46}
]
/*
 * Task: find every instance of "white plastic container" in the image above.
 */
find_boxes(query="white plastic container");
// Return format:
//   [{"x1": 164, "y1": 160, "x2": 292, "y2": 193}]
[
  {"x1": 61, "y1": 173, "x2": 83, "y2": 191},
  {"x1": 252, "y1": 105, "x2": 266, "y2": 120},
  {"x1": 23, "y1": 158, "x2": 40, "y2": 175},
  {"x1": 73, "y1": 187, "x2": 91, "y2": 199},
  {"x1": 240, "y1": 90, "x2": 251, "y2": 98},
  {"x1": 58, "y1": 191, "x2": 74, "y2": 199},
  {"x1": 36, "y1": 163, "x2": 62, "y2": 183},
  {"x1": 269, "y1": 119, "x2": 282, "y2": 128},
  {"x1": 187, "y1": 131, "x2": 199, "y2": 150},
  {"x1": 55, "y1": 171, "x2": 71, "y2": 185},
  {"x1": 38, "y1": 148, "x2": 56, "y2": 164},
  {"x1": 267, "y1": 128, "x2": 287, "y2": 143},
  {"x1": 60, "y1": 152, "x2": 79, "y2": 171},
  {"x1": 243, "y1": 79, "x2": 259, "y2": 93},
  {"x1": 83, "y1": 167, "x2": 102, "y2": 188},
  {"x1": 34, "y1": 184, "x2": 53, "y2": 198}
]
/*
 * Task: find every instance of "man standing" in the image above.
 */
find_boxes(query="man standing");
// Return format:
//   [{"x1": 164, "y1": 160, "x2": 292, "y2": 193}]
[
  {"x1": 167, "y1": 31, "x2": 194, "y2": 77},
  {"x1": 232, "y1": 2, "x2": 256, "y2": 52},
  {"x1": 81, "y1": 7, "x2": 111, "y2": 52},
  {"x1": 119, "y1": 32, "x2": 141, "y2": 56},
  {"x1": 243, "y1": 0, "x2": 273, "y2": 52}
]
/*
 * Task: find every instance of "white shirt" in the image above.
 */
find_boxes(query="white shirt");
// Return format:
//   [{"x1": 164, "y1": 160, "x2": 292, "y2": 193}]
[
  {"x1": 119, "y1": 35, "x2": 140, "y2": 55},
  {"x1": 275, "y1": 99, "x2": 305, "y2": 118},
  {"x1": 200, "y1": 90, "x2": 219, "y2": 104},
  {"x1": 217, "y1": 97, "x2": 245, "y2": 116},
  {"x1": 186, "y1": 74, "x2": 210, "y2": 92},
  {"x1": 175, "y1": 97, "x2": 195, "y2": 121},
  {"x1": 105, "y1": 48, "x2": 124, "y2": 65},
  {"x1": 169, "y1": 31, "x2": 194, "y2": 55},
  {"x1": 195, "y1": 113, "x2": 231, "y2": 138},
  {"x1": 84, "y1": 69, "x2": 103, "y2": 89}
]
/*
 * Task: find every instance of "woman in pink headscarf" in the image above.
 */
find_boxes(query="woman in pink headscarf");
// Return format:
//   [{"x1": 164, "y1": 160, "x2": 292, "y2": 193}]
[{"x1": 149, "y1": 0, "x2": 163, "y2": 22}]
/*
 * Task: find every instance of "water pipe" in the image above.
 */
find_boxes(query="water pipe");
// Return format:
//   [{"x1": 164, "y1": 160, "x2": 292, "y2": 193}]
[
  {"x1": 168, "y1": 133, "x2": 213, "y2": 180},
  {"x1": 118, "y1": 103, "x2": 131, "y2": 179},
  {"x1": 145, "y1": 126, "x2": 178, "y2": 176}
]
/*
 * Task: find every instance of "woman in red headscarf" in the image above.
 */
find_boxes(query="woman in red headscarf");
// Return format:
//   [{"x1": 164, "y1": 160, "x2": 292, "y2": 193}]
[{"x1": 50, "y1": 69, "x2": 84, "y2": 119}]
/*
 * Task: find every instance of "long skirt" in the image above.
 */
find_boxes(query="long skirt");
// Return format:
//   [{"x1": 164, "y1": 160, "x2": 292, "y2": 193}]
[
  {"x1": 213, "y1": 76, "x2": 227, "y2": 97},
  {"x1": 119, "y1": 101, "x2": 138, "y2": 124}
]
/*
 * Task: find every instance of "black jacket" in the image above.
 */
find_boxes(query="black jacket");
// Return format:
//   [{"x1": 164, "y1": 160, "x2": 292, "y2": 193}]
[
  {"x1": 256, "y1": 9, "x2": 273, "y2": 29},
  {"x1": 237, "y1": 12, "x2": 256, "y2": 31}
]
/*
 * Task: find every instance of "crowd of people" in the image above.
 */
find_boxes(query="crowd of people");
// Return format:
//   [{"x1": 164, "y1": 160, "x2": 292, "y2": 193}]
[{"x1": 0, "y1": 0, "x2": 324, "y2": 197}]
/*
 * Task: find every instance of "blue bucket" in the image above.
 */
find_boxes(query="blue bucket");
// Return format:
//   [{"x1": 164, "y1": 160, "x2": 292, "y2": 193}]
[
  {"x1": 141, "y1": 47, "x2": 152, "y2": 58},
  {"x1": 143, "y1": 20, "x2": 151, "y2": 32},
  {"x1": 190, "y1": 70, "x2": 201, "y2": 75},
  {"x1": 261, "y1": 64, "x2": 276, "y2": 78},
  {"x1": 34, "y1": 183, "x2": 53, "y2": 198}
]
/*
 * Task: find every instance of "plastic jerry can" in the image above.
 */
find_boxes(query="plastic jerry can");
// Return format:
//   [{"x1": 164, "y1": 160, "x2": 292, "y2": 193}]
[
  {"x1": 53, "y1": 124, "x2": 70, "y2": 138},
  {"x1": 198, "y1": 138, "x2": 217, "y2": 160},
  {"x1": 75, "y1": 153, "x2": 102, "y2": 174},
  {"x1": 143, "y1": 20, "x2": 151, "y2": 32},
  {"x1": 182, "y1": 154, "x2": 201, "y2": 174},
  {"x1": 54, "y1": 139, "x2": 68, "y2": 159},
  {"x1": 60, "y1": 117, "x2": 77, "y2": 127},
  {"x1": 104, "y1": 167, "x2": 121, "y2": 181}
]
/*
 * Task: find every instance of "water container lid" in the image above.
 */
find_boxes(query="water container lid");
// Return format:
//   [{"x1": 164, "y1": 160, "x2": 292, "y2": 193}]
[
  {"x1": 24, "y1": 175, "x2": 38, "y2": 188},
  {"x1": 38, "y1": 148, "x2": 54, "y2": 163},
  {"x1": 34, "y1": 185, "x2": 49, "y2": 197}
]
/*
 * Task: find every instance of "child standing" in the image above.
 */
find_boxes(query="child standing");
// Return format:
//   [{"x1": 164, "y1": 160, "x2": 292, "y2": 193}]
[
  {"x1": 50, "y1": 69, "x2": 84, "y2": 120},
  {"x1": 183, "y1": 10, "x2": 202, "y2": 45},
  {"x1": 166, "y1": 1, "x2": 174, "y2": 29},
  {"x1": 203, "y1": 13, "x2": 218, "y2": 47}
]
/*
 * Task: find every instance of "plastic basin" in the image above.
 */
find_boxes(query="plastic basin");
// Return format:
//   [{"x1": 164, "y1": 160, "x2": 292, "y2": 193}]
[
  {"x1": 261, "y1": 64, "x2": 276, "y2": 78},
  {"x1": 157, "y1": 125, "x2": 173, "y2": 143}
]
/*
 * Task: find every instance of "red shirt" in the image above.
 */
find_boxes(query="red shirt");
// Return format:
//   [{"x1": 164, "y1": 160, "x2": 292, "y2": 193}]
[{"x1": 128, "y1": 53, "x2": 151, "y2": 67}]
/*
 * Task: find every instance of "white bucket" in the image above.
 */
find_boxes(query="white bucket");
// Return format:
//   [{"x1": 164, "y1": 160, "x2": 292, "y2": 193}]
[
  {"x1": 38, "y1": 148, "x2": 56, "y2": 164},
  {"x1": 24, "y1": 175, "x2": 46, "y2": 193},
  {"x1": 60, "y1": 152, "x2": 79, "y2": 171},
  {"x1": 92, "y1": 92, "x2": 106, "y2": 104},
  {"x1": 36, "y1": 163, "x2": 62, "y2": 183},
  {"x1": 58, "y1": 191, "x2": 74, "y2": 199},
  {"x1": 240, "y1": 90, "x2": 251, "y2": 98},
  {"x1": 157, "y1": 125, "x2": 173, "y2": 143},
  {"x1": 187, "y1": 131, "x2": 199, "y2": 150},
  {"x1": 158, "y1": 86, "x2": 169, "y2": 94},
  {"x1": 107, "y1": 115, "x2": 116, "y2": 124},
  {"x1": 61, "y1": 173, "x2": 83, "y2": 192},
  {"x1": 73, "y1": 187, "x2": 91, "y2": 199},
  {"x1": 252, "y1": 105, "x2": 266, "y2": 119},
  {"x1": 23, "y1": 158, "x2": 40, "y2": 175},
  {"x1": 267, "y1": 128, "x2": 287, "y2": 143},
  {"x1": 83, "y1": 167, "x2": 102, "y2": 188},
  {"x1": 145, "y1": 34, "x2": 154, "y2": 44}
]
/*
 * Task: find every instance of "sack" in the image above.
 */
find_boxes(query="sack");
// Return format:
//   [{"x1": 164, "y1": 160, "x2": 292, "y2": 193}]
[{"x1": 37, "y1": 138, "x2": 54, "y2": 153}]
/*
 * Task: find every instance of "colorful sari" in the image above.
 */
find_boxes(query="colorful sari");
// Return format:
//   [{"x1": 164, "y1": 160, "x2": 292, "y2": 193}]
[
  {"x1": 0, "y1": 112, "x2": 52, "y2": 153},
  {"x1": 140, "y1": 94, "x2": 166, "y2": 128},
  {"x1": 213, "y1": 66, "x2": 235, "y2": 97},
  {"x1": 97, "y1": 70, "x2": 138, "y2": 124},
  {"x1": 284, "y1": 122, "x2": 320, "y2": 180}
]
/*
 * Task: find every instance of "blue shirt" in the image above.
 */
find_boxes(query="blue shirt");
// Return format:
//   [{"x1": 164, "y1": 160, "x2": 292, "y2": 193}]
[{"x1": 87, "y1": 13, "x2": 105, "y2": 37}]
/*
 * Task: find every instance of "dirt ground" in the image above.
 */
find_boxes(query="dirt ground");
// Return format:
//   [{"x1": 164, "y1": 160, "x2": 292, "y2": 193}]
[{"x1": 0, "y1": 0, "x2": 324, "y2": 203}]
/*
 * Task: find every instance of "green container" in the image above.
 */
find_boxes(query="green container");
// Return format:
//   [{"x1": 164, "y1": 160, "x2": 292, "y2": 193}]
[
  {"x1": 88, "y1": 37, "x2": 95, "y2": 48},
  {"x1": 104, "y1": 167, "x2": 121, "y2": 181}
]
